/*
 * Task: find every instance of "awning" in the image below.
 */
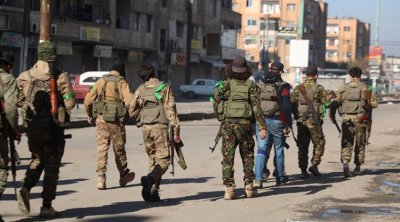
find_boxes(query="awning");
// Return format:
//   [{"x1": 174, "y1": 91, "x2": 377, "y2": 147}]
[{"x1": 201, "y1": 56, "x2": 226, "y2": 68}]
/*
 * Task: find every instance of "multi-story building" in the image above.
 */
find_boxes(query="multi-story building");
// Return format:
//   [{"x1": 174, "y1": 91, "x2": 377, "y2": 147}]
[
  {"x1": 383, "y1": 56, "x2": 400, "y2": 94},
  {"x1": 234, "y1": 0, "x2": 326, "y2": 69},
  {"x1": 0, "y1": 0, "x2": 159, "y2": 88},
  {"x1": 326, "y1": 17, "x2": 370, "y2": 64},
  {"x1": 158, "y1": 0, "x2": 242, "y2": 91},
  {"x1": 0, "y1": 0, "x2": 241, "y2": 91}
]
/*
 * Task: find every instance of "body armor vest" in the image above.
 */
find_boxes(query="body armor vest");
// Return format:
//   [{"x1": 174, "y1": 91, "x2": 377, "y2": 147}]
[
  {"x1": 138, "y1": 81, "x2": 168, "y2": 125},
  {"x1": 298, "y1": 83, "x2": 322, "y2": 116},
  {"x1": 224, "y1": 79, "x2": 253, "y2": 119},
  {"x1": 339, "y1": 82, "x2": 366, "y2": 115},
  {"x1": 259, "y1": 81, "x2": 284, "y2": 117}
]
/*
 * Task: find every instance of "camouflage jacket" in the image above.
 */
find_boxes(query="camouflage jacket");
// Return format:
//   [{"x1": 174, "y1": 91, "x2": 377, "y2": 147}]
[
  {"x1": 335, "y1": 78, "x2": 378, "y2": 121},
  {"x1": 129, "y1": 78, "x2": 180, "y2": 136},
  {"x1": 291, "y1": 78, "x2": 328, "y2": 121},
  {"x1": 213, "y1": 79, "x2": 266, "y2": 130},
  {"x1": 0, "y1": 68, "x2": 18, "y2": 133},
  {"x1": 84, "y1": 70, "x2": 133, "y2": 117}
]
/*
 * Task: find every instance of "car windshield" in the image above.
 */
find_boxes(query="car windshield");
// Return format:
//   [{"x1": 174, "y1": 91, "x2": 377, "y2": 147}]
[{"x1": 82, "y1": 77, "x2": 101, "y2": 83}]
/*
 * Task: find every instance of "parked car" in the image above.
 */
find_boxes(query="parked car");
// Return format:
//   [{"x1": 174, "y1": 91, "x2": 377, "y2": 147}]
[
  {"x1": 73, "y1": 71, "x2": 108, "y2": 101},
  {"x1": 180, "y1": 79, "x2": 217, "y2": 98}
]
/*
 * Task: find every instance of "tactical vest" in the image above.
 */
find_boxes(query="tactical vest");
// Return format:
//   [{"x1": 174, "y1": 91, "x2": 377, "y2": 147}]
[
  {"x1": 259, "y1": 81, "x2": 284, "y2": 117},
  {"x1": 224, "y1": 79, "x2": 253, "y2": 119},
  {"x1": 339, "y1": 82, "x2": 366, "y2": 115},
  {"x1": 138, "y1": 81, "x2": 168, "y2": 125},
  {"x1": 93, "y1": 74, "x2": 128, "y2": 123},
  {"x1": 298, "y1": 83, "x2": 323, "y2": 116}
]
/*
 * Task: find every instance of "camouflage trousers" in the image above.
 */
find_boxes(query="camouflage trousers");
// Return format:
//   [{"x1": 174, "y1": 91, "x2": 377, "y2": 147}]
[
  {"x1": 23, "y1": 119, "x2": 65, "y2": 206},
  {"x1": 96, "y1": 116, "x2": 129, "y2": 175},
  {"x1": 341, "y1": 120, "x2": 367, "y2": 165},
  {"x1": 221, "y1": 120, "x2": 255, "y2": 187},
  {"x1": 297, "y1": 118, "x2": 326, "y2": 170},
  {"x1": 0, "y1": 132, "x2": 9, "y2": 197},
  {"x1": 142, "y1": 124, "x2": 170, "y2": 187}
]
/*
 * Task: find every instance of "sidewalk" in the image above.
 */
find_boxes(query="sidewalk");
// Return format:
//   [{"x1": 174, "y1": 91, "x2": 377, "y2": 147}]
[{"x1": 69, "y1": 99, "x2": 214, "y2": 128}]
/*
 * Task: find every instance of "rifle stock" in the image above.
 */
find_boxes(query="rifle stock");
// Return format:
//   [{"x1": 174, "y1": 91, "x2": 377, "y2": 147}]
[
  {"x1": 169, "y1": 125, "x2": 187, "y2": 176},
  {"x1": 298, "y1": 85, "x2": 324, "y2": 138}
]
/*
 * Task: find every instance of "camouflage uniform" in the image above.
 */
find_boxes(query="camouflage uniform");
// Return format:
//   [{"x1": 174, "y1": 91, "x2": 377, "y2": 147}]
[
  {"x1": 213, "y1": 79, "x2": 266, "y2": 187},
  {"x1": 0, "y1": 68, "x2": 18, "y2": 200},
  {"x1": 16, "y1": 41, "x2": 75, "y2": 215},
  {"x1": 335, "y1": 79, "x2": 378, "y2": 166},
  {"x1": 84, "y1": 70, "x2": 134, "y2": 184},
  {"x1": 129, "y1": 78, "x2": 180, "y2": 191},
  {"x1": 292, "y1": 79, "x2": 328, "y2": 173}
]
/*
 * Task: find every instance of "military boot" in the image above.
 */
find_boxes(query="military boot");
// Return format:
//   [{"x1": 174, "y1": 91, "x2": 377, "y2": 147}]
[
  {"x1": 119, "y1": 170, "x2": 135, "y2": 187},
  {"x1": 141, "y1": 175, "x2": 155, "y2": 202},
  {"x1": 353, "y1": 165, "x2": 361, "y2": 174},
  {"x1": 308, "y1": 165, "x2": 322, "y2": 176},
  {"x1": 343, "y1": 163, "x2": 352, "y2": 177},
  {"x1": 39, "y1": 206, "x2": 60, "y2": 218},
  {"x1": 300, "y1": 169, "x2": 310, "y2": 178},
  {"x1": 17, "y1": 187, "x2": 30, "y2": 215},
  {"x1": 245, "y1": 183, "x2": 257, "y2": 198},
  {"x1": 97, "y1": 174, "x2": 106, "y2": 190},
  {"x1": 253, "y1": 180, "x2": 263, "y2": 189},
  {"x1": 0, "y1": 215, "x2": 4, "y2": 222},
  {"x1": 149, "y1": 185, "x2": 161, "y2": 202},
  {"x1": 224, "y1": 186, "x2": 236, "y2": 200}
]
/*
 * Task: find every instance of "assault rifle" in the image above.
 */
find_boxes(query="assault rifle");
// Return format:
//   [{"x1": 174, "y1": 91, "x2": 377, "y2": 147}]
[
  {"x1": 0, "y1": 98, "x2": 18, "y2": 200},
  {"x1": 358, "y1": 89, "x2": 373, "y2": 145},
  {"x1": 298, "y1": 85, "x2": 324, "y2": 138},
  {"x1": 209, "y1": 123, "x2": 222, "y2": 152},
  {"x1": 169, "y1": 125, "x2": 187, "y2": 176}
]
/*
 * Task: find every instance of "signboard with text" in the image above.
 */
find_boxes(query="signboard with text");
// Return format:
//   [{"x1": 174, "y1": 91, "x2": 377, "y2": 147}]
[{"x1": 368, "y1": 46, "x2": 383, "y2": 78}]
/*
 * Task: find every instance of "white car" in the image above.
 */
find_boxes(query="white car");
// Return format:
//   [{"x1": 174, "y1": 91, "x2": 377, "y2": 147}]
[{"x1": 180, "y1": 79, "x2": 217, "y2": 98}]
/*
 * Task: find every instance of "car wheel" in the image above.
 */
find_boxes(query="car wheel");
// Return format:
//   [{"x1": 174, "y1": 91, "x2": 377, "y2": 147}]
[{"x1": 184, "y1": 91, "x2": 197, "y2": 99}]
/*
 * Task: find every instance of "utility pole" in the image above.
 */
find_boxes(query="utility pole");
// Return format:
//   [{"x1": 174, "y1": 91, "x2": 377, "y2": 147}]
[
  {"x1": 294, "y1": 0, "x2": 305, "y2": 86},
  {"x1": 372, "y1": 0, "x2": 381, "y2": 89},
  {"x1": 19, "y1": 0, "x2": 31, "y2": 73},
  {"x1": 185, "y1": 0, "x2": 192, "y2": 84}
]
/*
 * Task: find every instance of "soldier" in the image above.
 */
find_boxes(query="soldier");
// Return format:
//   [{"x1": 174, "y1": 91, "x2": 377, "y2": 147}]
[
  {"x1": 291, "y1": 66, "x2": 329, "y2": 178},
  {"x1": 330, "y1": 67, "x2": 378, "y2": 177},
  {"x1": 213, "y1": 56, "x2": 267, "y2": 200},
  {"x1": 0, "y1": 52, "x2": 18, "y2": 222},
  {"x1": 16, "y1": 41, "x2": 75, "y2": 218},
  {"x1": 129, "y1": 63, "x2": 180, "y2": 202},
  {"x1": 84, "y1": 62, "x2": 135, "y2": 190},
  {"x1": 254, "y1": 62, "x2": 292, "y2": 188}
]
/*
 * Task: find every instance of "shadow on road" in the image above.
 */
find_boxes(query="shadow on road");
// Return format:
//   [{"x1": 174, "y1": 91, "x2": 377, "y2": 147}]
[
  {"x1": 161, "y1": 177, "x2": 215, "y2": 185},
  {"x1": 13, "y1": 190, "x2": 224, "y2": 221}
]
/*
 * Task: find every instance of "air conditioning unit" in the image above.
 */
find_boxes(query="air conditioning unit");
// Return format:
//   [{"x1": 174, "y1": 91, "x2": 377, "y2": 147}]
[
  {"x1": 30, "y1": 22, "x2": 39, "y2": 33},
  {"x1": 51, "y1": 24, "x2": 57, "y2": 36}
]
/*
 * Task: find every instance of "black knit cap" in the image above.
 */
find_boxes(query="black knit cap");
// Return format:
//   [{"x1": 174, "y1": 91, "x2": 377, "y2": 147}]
[
  {"x1": 110, "y1": 62, "x2": 126, "y2": 77},
  {"x1": 306, "y1": 66, "x2": 318, "y2": 76},
  {"x1": 0, "y1": 51, "x2": 14, "y2": 65}
]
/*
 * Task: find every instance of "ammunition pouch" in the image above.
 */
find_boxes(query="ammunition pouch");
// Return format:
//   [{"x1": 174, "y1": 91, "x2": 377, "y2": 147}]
[
  {"x1": 92, "y1": 101, "x2": 105, "y2": 118},
  {"x1": 102, "y1": 101, "x2": 128, "y2": 123},
  {"x1": 213, "y1": 101, "x2": 225, "y2": 121}
]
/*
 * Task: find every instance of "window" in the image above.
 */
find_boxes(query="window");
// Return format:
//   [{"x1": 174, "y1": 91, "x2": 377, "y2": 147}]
[
  {"x1": 246, "y1": 19, "x2": 257, "y2": 27},
  {"x1": 176, "y1": 21, "x2": 184, "y2": 37},
  {"x1": 161, "y1": 0, "x2": 167, "y2": 7},
  {"x1": 326, "y1": 51, "x2": 338, "y2": 58},
  {"x1": 262, "y1": 3, "x2": 280, "y2": 14},
  {"x1": 210, "y1": 0, "x2": 217, "y2": 17},
  {"x1": 0, "y1": 14, "x2": 10, "y2": 30},
  {"x1": 327, "y1": 24, "x2": 339, "y2": 34},
  {"x1": 134, "y1": 13, "x2": 141, "y2": 31},
  {"x1": 160, "y1": 29, "x2": 166, "y2": 51},
  {"x1": 245, "y1": 35, "x2": 258, "y2": 45},
  {"x1": 196, "y1": 80, "x2": 206, "y2": 86},
  {"x1": 246, "y1": 0, "x2": 253, "y2": 7},
  {"x1": 146, "y1": 15, "x2": 153, "y2": 32},
  {"x1": 192, "y1": 25, "x2": 201, "y2": 40},
  {"x1": 327, "y1": 38, "x2": 339, "y2": 46},
  {"x1": 287, "y1": 4, "x2": 296, "y2": 11},
  {"x1": 344, "y1": 26, "x2": 351, "y2": 32}
]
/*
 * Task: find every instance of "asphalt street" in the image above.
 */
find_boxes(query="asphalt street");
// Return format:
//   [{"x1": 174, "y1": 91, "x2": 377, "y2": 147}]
[{"x1": 1, "y1": 103, "x2": 400, "y2": 222}]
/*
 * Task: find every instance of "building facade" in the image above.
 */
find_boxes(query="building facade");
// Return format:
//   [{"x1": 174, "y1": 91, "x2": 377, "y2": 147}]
[
  {"x1": 0, "y1": 0, "x2": 241, "y2": 92},
  {"x1": 326, "y1": 17, "x2": 370, "y2": 65}
]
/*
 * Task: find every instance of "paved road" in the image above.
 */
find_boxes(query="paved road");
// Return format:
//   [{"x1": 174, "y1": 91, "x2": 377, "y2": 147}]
[{"x1": 2, "y1": 104, "x2": 400, "y2": 222}]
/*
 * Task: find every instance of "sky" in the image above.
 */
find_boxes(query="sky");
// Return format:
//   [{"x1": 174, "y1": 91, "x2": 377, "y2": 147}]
[{"x1": 326, "y1": 0, "x2": 400, "y2": 56}]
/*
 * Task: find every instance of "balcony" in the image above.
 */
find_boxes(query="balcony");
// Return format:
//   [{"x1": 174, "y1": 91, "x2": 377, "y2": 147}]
[{"x1": 221, "y1": 8, "x2": 241, "y2": 29}]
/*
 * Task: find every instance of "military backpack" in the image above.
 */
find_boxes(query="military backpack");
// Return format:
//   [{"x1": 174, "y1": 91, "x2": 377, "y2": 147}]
[
  {"x1": 224, "y1": 79, "x2": 254, "y2": 120},
  {"x1": 92, "y1": 74, "x2": 129, "y2": 123},
  {"x1": 339, "y1": 82, "x2": 366, "y2": 115},
  {"x1": 259, "y1": 81, "x2": 285, "y2": 117}
]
